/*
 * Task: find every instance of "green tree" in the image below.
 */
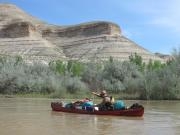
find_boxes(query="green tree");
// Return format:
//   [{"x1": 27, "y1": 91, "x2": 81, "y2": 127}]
[
  {"x1": 147, "y1": 60, "x2": 165, "y2": 71},
  {"x1": 129, "y1": 53, "x2": 145, "y2": 71},
  {"x1": 71, "y1": 61, "x2": 84, "y2": 77},
  {"x1": 82, "y1": 62, "x2": 102, "y2": 90}
]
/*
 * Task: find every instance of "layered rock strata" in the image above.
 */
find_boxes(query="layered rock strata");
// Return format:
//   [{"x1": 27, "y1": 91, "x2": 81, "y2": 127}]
[{"x1": 0, "y1": 4, "x2": 164, "y2": 63}]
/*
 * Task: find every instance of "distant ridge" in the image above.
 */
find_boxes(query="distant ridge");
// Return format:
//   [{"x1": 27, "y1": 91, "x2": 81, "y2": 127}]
[{"x1": 0, "y1": 4, "x2": 166, "y2": 63}]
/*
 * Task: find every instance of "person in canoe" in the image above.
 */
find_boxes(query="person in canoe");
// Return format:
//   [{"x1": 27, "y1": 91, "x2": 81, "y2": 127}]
[
  {"x1": 92, "y1": 90, "x2": 114, "y2": 110},
  {"x1": 64, "y1": 98, "x2": 92, "y2": 109}
]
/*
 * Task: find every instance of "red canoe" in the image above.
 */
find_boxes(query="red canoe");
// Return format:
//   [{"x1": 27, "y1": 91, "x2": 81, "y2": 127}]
[{"x1": 51, "y1": 102, "x2": 144, "y2": 117}]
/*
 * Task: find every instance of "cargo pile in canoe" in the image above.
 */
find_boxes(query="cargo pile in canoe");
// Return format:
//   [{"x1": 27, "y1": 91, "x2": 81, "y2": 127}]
[{"x1": 51, "y1": 102, "x2": 144, "y2": 117}]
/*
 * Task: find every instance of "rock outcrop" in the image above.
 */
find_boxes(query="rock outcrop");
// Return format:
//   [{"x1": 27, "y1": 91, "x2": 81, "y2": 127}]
[
  {"x1": 0, "y1": 4, "x2": 165, "y2": 63},
  {"x1": 0, "y1": 22, "x2": 36, "y2": 38}
]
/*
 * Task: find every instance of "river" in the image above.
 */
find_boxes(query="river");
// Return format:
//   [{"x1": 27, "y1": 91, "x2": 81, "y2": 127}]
[{"x1": 0, "y1": 98, "x2": 179, "y2": 135}]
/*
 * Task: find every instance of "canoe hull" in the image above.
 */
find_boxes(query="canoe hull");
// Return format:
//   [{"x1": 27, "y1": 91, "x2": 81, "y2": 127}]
[{"x1": 51, "y1": 102, "x2": 144, "y2": 117}]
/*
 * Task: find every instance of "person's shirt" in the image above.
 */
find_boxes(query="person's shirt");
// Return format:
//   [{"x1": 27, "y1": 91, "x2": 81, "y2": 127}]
[{"x1": 101, "y1": 96, "x2": 111, "y2": 104}]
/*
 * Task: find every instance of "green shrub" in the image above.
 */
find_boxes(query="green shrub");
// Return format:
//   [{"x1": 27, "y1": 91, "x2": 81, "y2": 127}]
[
  {"x1": 1, "y1": 49, "x2": 180, "y2": 100},
  {"x1": 64, "y1": 76, "x2": 87, "y2": 94}
]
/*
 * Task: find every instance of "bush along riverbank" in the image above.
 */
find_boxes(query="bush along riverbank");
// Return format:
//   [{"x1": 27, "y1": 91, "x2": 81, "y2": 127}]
[{"x1": 0, "y1": 49, "x2": 180, "y2": 100}]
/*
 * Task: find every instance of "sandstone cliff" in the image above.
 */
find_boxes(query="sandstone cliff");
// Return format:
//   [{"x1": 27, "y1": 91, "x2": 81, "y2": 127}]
[{"x1": 0, "y1": 4, "x2": 164, "y2": 63}]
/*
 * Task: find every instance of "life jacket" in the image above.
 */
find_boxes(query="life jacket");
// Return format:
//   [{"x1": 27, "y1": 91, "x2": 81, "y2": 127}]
[{"x1": 110, "y1": 96, "x2": 115, "y2": 103}]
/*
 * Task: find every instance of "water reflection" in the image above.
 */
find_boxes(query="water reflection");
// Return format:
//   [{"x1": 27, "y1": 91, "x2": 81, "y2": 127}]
[{"x1": 0, "y1": 98, "x2": 179, "y2": 135}]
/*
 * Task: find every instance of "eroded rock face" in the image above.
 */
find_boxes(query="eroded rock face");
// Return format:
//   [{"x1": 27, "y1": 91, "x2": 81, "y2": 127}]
[
  {"x1": 42, "y1": 22, "x2": 121, "y2": 38},
  {"x1": 0, "y1": 22, "x2": 35, "y2": 38},
  {"x1": 0, "y1": 4, "x2": 165, "y2": 63}
]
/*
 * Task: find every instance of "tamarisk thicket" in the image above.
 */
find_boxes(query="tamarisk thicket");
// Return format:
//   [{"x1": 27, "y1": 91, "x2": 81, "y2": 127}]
[{"x1": 0, "y1": 49, "x2": 180, "y2": 100}]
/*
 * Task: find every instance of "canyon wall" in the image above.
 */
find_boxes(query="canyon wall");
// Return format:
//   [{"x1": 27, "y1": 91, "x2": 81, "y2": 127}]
[{"x1": 0, "y1": 4, "x2": 167, "y2": 63}]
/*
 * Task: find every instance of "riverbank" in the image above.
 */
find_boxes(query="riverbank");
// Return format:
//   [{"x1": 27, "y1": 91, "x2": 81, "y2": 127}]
[
  {"x1": 1, "y1": 53, "x2": 180, "y2": 100},
  {"x1": 0, "y1": 92, "x2": 137, "y2": 99},
  {"x1": 1, "y1": 92, "x2": 179, "y2": 100},
  {"x1": 0, "y1": 93, "x2": 48, "y2": 98}
]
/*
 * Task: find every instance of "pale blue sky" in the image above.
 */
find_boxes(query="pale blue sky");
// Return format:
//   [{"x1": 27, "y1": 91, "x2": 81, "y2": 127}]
[{"x1": 1, "y1": 0, "x2": 180, "y2": 54}]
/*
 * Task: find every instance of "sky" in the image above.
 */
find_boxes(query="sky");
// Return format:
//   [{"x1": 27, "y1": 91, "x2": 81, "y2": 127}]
[{"x1": 1, "y1": 0, "x2": 180, "y2": 54}]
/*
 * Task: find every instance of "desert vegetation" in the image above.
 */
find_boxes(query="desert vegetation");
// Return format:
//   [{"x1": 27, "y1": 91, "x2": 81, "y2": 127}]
[{"x1": 0, "y1": 49, "x2": 180, "y2": 100}]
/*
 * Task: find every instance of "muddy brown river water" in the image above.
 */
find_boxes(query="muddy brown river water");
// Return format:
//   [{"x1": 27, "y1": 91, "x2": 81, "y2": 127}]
[{"x1": 0, "y1": 98, "x2": 179, "y2": 135}]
